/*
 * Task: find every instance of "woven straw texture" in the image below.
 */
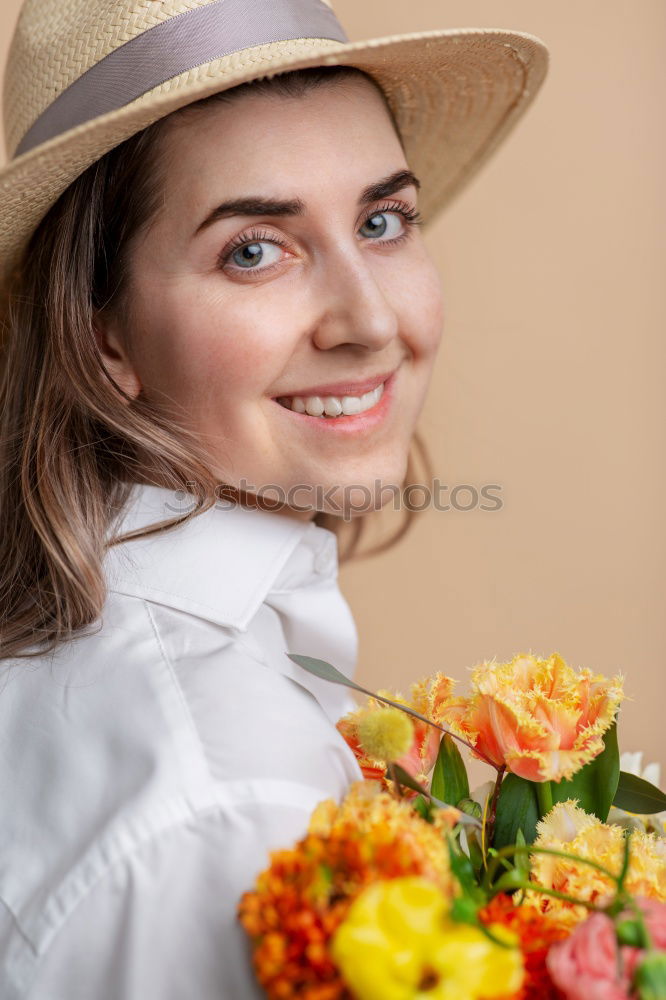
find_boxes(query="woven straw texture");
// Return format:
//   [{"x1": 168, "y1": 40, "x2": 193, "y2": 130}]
[
  {"x1": 5, "y1": 1, "x2": 246, "y2": 157},
  {"x1": 0, "y1": 0, "x2": 548, "y2": 289}
]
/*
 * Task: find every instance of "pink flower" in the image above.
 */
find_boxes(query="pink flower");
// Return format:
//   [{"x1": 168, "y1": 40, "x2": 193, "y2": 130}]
[
  {"x1": 634, "y1": 897, "x2": 666, "y2": 949},
  {"x1": 620, "y1": 897, "x2": 666, "y2": 982},
  {"x1": 546, "y1": 912, "x2": 632, "y2": 1000}
]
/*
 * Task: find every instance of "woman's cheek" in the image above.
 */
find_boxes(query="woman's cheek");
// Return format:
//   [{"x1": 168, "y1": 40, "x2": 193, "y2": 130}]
[{"x1": 401, "y1": 260, "x2": 444, "y2": 358}]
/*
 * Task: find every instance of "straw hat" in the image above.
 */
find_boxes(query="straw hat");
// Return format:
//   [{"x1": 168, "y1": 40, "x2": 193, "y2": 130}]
[{"x1": 0, "y1": 0, "x2": 549, "y2": 290}]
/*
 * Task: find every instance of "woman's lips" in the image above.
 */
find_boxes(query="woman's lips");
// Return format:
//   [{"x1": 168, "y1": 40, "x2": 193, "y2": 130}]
[
  {"x1": 272, "y1": 368, "x2": 396, "y2": 400},
  {"x1": 271, "y1": 367, "x2": 399, "y2": 435}
]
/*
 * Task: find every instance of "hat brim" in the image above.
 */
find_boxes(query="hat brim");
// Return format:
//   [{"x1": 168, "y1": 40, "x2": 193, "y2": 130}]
[{"x1": 0, "y1": 26, "x2": 548, "y2": 287}]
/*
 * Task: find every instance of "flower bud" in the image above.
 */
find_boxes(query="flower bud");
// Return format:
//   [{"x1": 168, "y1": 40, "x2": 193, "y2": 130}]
[
  {"x1": 617, "y1": 917, "x2": 649, "y2": 948},
  {"x1": 634, "y1": 951, "x2": 666, "y2": 1000},
  {"x1": 357, "y1": 707, "x2": 413, "y2": 763},
  {"x1": 458, "y1": 797, "x2": 483, "y2": 819}
]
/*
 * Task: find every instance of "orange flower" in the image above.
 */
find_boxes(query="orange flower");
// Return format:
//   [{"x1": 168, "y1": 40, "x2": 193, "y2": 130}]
[
  {"x1": 439, "y1": 652, "x2": 624, "y2": 782},
  {"x1": 526, "y1": 800, "x2": 666, "y2": 927},
  {"x1": 478, "y1": 894, "x2": 570, "y2": 1000},
  {"x1": 335, "y1": 715, "x2": 386, "y2": 783},
  {"x1": 336, "y1": 673, "x2": 456, "y2": 785},
  {"x1": 238, "y1": 781, "x2": 456, "y2": 999}
]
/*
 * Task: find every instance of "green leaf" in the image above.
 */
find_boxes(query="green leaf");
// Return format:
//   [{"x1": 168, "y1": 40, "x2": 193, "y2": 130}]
[
  {"x1": 493, "y1": 774, "x2": 539, "y2": 849},
  {"x1": 550, "y1": 720, "x2": 620, "y2": 822},
  {"x1": 450, "y1": 896, "x2": 482, "y2": 925},
  {"x1": 390, "y1": 765, "x2": 481, "y2": 828},
  {"x1": 391, "y1": 764, "x2": 431, "y2": 798},
  {"x1": 412, "y1": 794, "x2": 434, "y2": 822},
  {"x1": 514, "y1": 828, "x2": 530, "y2": 877},
  {"x1": 613, "y1": 771, "x2": 666, "y2": 815},
  {"x1": 492, "y1": 868, "x2": 529, "y2": 893},
  {"x1": 447, "y1": 837, "x2": 486, "y2": 904},
  {"x1": 288, "y1": 655, "x2": 486, "y2": 797},
  {"x1": 287, "y1": 654, "x2": 443, "y2": 730},
  {"x1": 467, "y1": 835, "x2": 485, "y2": 878},
  {"x1": 633, "y1": 951, "x2": 666, "y2": 996},
  {"x1": 431, "y1": 734, "x2": 470, "y2": 807}
]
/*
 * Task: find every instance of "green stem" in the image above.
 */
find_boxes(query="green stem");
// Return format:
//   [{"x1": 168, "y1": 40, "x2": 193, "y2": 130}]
[
  {"x1": 491, "y1": 880, "x2": 602, "y2": 911},
  {"x1": 484, "y1": 843, "x2": 621, "y2": 890},
  {"x1": 485, "y1": 766, "x2": 506, "y2": 848},
  {"x1": 476, "y1": 923, "x2": 516, "y2": 950},
  {"x1": 505, "y1": 843, "x2": 620, "y2": 879},
  {"x1": 536, "y1": 780, "x2": 553, "y2": 818},
  {"x1": 616, "y1": 831, "x2": 632, "y2": 897},
  {"x1": 619, "y1": 895, "x2": 653, "y2": 951}
]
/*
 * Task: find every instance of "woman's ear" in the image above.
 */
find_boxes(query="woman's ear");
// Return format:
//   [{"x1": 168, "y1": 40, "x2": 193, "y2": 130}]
[{"x1": 92, "y1": 313, "x2": 142, "y2": 403}]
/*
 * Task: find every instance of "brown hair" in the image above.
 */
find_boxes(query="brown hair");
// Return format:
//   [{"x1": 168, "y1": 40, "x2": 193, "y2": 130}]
[{"x1": 0, "y1": 64, "x2": 433, "y2": 660}]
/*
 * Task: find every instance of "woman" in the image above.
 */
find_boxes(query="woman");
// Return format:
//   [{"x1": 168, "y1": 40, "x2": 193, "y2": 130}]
[{"x1": 0, "y1": 1, "x2": 548, "y2": 996}]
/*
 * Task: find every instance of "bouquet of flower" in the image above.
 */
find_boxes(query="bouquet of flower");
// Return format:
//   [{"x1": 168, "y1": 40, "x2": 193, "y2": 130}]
[{"x1": 238, "y1": 652, "x2": 666, "y2": 999}]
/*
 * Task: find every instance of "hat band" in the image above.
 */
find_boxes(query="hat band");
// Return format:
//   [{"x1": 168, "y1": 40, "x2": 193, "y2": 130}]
[{"x1": 15, "y1": 0, "x2": 349, "y2": 158}]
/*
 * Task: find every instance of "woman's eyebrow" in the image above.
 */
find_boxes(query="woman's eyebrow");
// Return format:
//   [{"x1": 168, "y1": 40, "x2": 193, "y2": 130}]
[{"x1": 191, "y1": 168, "x2": 421, "y2": 239}]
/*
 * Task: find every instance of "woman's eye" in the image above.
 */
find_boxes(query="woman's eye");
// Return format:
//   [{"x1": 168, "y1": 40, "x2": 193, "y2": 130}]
[
  {"x1": 358, "y1": 211, "x2": 405, "y2": 241},
  {"x1": 220, "y1": 206, "x2": 419, "y2": 275},
  {"x1": 229, "y1": 240, "x2": 283, "y2": 270}
]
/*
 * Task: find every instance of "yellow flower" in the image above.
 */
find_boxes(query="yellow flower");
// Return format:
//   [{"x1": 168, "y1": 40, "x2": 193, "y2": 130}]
[
  {"x1": 241, "y1": 785, "x2": 458, "y2": 999},
  {"x1": 527, "y1": 800, "x2": 666, "y2": 926},
  {"x1": 330, "y1": 876, "x2": 524, "y2": 1000},
  {"x1": 440, "y1": 652, "x2": 624, "y2": 782},
  {"x1": 357, "y1": 706, "x2": 414, "y2": 763}
]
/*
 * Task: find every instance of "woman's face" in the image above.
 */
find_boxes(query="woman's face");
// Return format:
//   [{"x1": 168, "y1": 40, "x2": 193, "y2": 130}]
[{"x1": 98, "y1": 75, "x2": 444, "y2": 521}]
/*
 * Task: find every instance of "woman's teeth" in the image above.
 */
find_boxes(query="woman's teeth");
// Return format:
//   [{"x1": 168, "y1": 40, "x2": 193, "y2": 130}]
[{"x1": 277, "y1": 382, "x2": 385, "y2": 418}]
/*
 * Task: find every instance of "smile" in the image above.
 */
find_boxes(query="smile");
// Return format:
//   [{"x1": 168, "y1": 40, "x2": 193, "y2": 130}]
[
  {"x1": 271, "y1": 368, "x2": 398, "y2": 435},
  {"x1": 275, "y1": 380, "x2": 385, "y2": 418}
]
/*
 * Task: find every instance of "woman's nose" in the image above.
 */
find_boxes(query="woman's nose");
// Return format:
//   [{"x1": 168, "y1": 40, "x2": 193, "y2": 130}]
[{"x1": 311, "y1": 245, "x2": 400, "y2": 352}]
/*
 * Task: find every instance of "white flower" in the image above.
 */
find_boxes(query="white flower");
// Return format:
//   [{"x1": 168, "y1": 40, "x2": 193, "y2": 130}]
[
  {"x1": 608, "y1": 751, "x2": 666, "y2": 837},
  {"x1": 620, "y1": 751, "x2": 661, "y2": 789}
]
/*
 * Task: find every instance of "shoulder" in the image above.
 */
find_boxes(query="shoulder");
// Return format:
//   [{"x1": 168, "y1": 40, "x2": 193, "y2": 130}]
[
  {"x1": 142, "y1": 596, "x2": 360, "y2": 794},
  {"x1": 0, "y1": 592, "x2": 360, "y2": 990},
  {"x1": 0, "y1": 590, "x2": 358, "y2": 820},
  {"x1": 0, "y1": 586, "x2": 359, "y2": 837}
]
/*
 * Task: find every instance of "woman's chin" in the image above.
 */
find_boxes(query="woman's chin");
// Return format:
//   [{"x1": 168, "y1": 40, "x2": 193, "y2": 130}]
[{"x1": 314, "y1": 472, "x2": 410, "y2": 521}]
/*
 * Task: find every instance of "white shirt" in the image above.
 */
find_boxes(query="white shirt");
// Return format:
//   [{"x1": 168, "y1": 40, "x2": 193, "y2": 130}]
[{"x1": 0, "y1": 482, "x2": 362, "y2": 999}]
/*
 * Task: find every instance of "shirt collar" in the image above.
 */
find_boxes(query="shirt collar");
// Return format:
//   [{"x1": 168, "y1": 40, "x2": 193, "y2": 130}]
[{"x1": 103, "y1": 481, "x2": 340, "y2": 632}]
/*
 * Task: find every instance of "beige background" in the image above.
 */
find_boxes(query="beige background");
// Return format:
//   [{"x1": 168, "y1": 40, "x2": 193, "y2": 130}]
[{"x1": 1, "y1": 2, "x2": 664, "y2": 781}]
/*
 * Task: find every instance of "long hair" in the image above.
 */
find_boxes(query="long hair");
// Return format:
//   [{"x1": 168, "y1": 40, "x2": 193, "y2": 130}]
[{"x1": 0, "y1": 65, "x2": 434, "y2": 660}]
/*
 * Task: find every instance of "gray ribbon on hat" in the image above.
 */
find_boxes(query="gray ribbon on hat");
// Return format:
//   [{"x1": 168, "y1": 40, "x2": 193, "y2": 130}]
[{"x1": 16, "y1": 0, "x2": 349, "y2": 158}]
